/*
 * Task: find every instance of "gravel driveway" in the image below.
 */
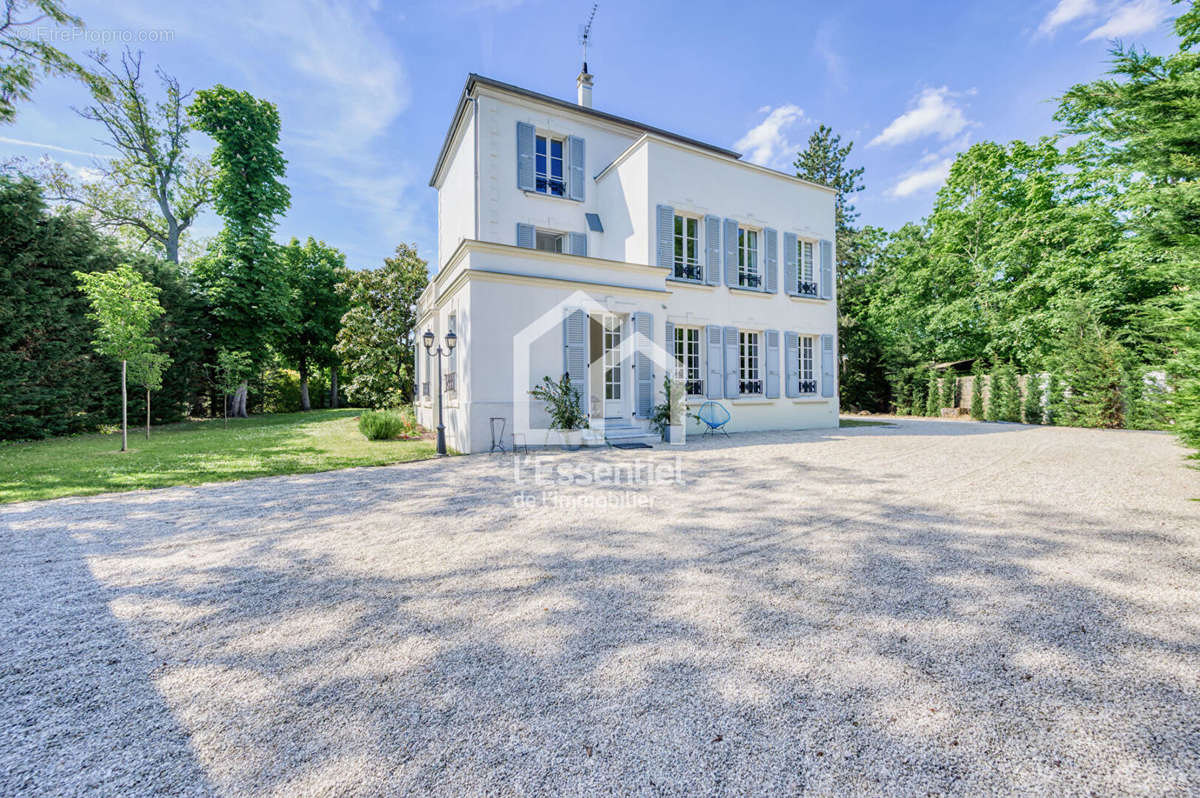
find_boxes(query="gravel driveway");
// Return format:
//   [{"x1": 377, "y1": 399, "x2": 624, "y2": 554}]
[{"x1": 2, "y1": 418, "x2": 1198, "y2": 796}]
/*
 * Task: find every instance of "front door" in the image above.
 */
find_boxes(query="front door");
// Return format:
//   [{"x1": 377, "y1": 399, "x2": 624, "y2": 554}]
[{"x1": 602, "y1": 314, "x2": 623, "y2": 417}]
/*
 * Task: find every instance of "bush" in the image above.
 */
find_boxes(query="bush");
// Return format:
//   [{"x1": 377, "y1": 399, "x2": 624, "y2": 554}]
[
  {"x1": 984, "y1": 374, "x2": 1000, "y2": 421},
  {"x1": 358, "y1": 407, "x2": 419, "y2": 440},
  {"x1": 1045, "y1": 373, "x2": 1064, "y2": 426},
  {"x1": 529, "y1": 373, "x2": 588, "y2": 431},
  {"x1": 940, "y1": 373, "x2": 956, "y2": 409},
  {"x1": 970, "y1": 363, "x2": 985, "y2": 420},
  {"x1": 1022, "y1": 373, "x2": 1043, "y2": 424},
  {"x1": 925, "y1": 371, "x2": 940, "y2": 416},
  {"x1": 1000, "y1": 364, "x2": 1022, "y2": 422}
]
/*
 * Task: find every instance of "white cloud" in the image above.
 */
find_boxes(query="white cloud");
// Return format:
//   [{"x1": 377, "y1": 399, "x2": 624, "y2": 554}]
[
  {"x1": 734, "y1": 104, "x2": 806, "y2": 169},
  {"x1": 869, "y1": 87, "x2": 971, "y2": 148},
  {"x1": 814, "y1": 20, "x2": 846, "y2": 90},
  {"x1": 1037, "y1": 0, "x2": 1098, "y2": 36},
  {"x1": 1084, "y1": 0, "x2": 1169, "y2": 40},
  {"x1": 888, "y1": 157, "x2": 955, "y2": 198}
]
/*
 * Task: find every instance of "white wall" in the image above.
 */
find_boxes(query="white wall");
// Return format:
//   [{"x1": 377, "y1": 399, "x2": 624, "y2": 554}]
[{"x1": 436, "y1": 110, "x2": 476, "y2": 271}]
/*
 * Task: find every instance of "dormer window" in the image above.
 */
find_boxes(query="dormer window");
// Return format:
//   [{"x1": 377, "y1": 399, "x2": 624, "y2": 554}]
[
  {"x1": 535, "y1": 135, "x2": 566, "y2": 196},
  {"x1": 738, "y1": 227, "x2": 760, "y2": 289}
]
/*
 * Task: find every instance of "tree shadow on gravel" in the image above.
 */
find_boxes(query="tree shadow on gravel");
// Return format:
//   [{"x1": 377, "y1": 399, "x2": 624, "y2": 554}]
[{"x1": 1, "y1": 434, "x2": 1198, "y2": 795}]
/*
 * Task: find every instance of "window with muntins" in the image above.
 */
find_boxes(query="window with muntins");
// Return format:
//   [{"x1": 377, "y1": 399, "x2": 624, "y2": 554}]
[
  {"x1": 798, "y1": 335, "x2": 817, "y2": 394},
  {"x1": 673, "y1": 215, "x2": 701, "y2": 281},
  {"x1": 673, "y1": 326, "x2": 703, "y2": 396},
  {"x1": 739, "y1": 331, "x2": 762, "y2": 394},
  {"x1": 798, "y1": 240, "x2": 818, "y2": 296},
  {"x1": 738, "y1": 228, "x2": 760, "y2": 289},
  {"x1": 535, "y1": 135, "x2": 566, "y2": 196}
]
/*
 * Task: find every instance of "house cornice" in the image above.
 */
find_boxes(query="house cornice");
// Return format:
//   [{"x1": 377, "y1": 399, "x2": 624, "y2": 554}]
[{"x1": 594, "y1": 133, "x2": 836, "y2": 194}]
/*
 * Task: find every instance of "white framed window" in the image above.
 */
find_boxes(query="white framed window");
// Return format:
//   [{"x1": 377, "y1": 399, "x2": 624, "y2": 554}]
[
  {"x1": 673, "y1": 215, "x2": 701, "y2": 281},
  {"x1": 738, "y1": 227, "x2": 760, "y2": 289},
  {"x1": 534, "y1": 134, "x2": 566, "y2": 196},
  {"x1": 739, "y1": 330, "x2": 761, "y2": 395},
  {"x1": 535, "y1": 229, "x2": 565, "y2": 253},
  {"x1": 798, "y1": 239, "x2": 817, "y2": 296},
  {"x1": 798, "y1": 335, "x2": 817, "y2": 394},
  {"x1": 673, "y1": 326, "x2": 703, "y2": 396}
]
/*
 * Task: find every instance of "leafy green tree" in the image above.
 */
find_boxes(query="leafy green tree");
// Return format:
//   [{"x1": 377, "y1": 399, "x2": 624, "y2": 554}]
[
  {"x1": 189, "y1": 85, "x2": 291, "y2": 417},
  {"x1": 213, "y1": 349, "x2": 252, "y2": 427},
  {"x1": 74, "y1": 264, "x2": 164, "y2": 451},
  {"x1": 128, "y1": 350, "x2": 171, "y2": 438},
  {"x1": 940, "y1": 372, "x2": 957, "y2": 410},
  {"x1": 984, "y1": 374, "x2": 1000, "y2": 422},
  {"x1": 42, "y1": 50, "x2": 212, "y2": 262},
  {"x1": 909, "y1": 377, "x2": 926, "y2": 416},
  {"x1": 1056, "y1": 2, "x2": 1200, "y2": 448},
  {"x1": 0, "y1": 177, "x2": 124, "y2": 439},
  {"x1": 0, "y1": 0, "x2": 108, "y2": 124},
  {"x1": 278, "y1": 237, "x2": 349, "y2": 411},
  {"x1": 969, "y1": 361, "x2": 985, "y2": 420},
  {"x1": 999, "y1": 364, "x2": 1021, "y2": 422},
  {"x1": 334, "y1": 243, "x2": 429, "y2": 409}
]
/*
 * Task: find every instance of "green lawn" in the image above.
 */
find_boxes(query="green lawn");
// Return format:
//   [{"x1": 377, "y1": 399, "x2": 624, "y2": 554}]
[
  {"x1": 839, "y1": 417, "x2": 893, "y2": 428},
  {"x1": 0, "y1": 409, "x2": 439, "y2": 504}
]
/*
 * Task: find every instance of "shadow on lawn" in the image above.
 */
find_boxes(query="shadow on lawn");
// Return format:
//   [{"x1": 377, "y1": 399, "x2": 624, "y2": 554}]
[{"x1": 1, "y1": 422, "x2": 1198, "y2": 794}]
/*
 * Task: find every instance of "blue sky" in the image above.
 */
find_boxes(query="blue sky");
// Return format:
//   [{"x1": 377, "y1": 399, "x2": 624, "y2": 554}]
[{"x1": 0, "y1": 0, "x2": 1180, "y2": 269}]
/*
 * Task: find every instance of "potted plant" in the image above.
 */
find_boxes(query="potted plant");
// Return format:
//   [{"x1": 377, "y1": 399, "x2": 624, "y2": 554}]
[
  {"x1": 650, "y1": 375, "x2": 687, "y2": 444},
  {"x1": 529, "y1": 373, "x2": 589, "y2": 449}
]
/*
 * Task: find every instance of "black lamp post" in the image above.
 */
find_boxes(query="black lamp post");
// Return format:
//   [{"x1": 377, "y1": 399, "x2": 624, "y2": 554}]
[{"x1": 423, "y1": 328, "x2": 456, "y2": 455}]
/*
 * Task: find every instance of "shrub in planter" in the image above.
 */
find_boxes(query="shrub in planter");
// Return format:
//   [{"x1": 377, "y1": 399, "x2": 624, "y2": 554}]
[
  {"x1": 529, "y1": 373, "x2": 588, "y2": 447},
  {"x1": 651, "y1": 375, "x2": 686, "y2": 440}
]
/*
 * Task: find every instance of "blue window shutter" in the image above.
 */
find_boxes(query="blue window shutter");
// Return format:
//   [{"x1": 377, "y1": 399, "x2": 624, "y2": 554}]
[
  {"x1": 765, "y1": 329, "x2": 780, "y2": 398},
  {"x1": 664, "y1": 320, "x2": 675, "y2": 377},
  {"x1": 764, "y1": 228, "x2": 778, "y2": 293},
  {"x1": 820, "y1": 333, "x2": 836, "y2": 398},
  {"x1": 819, "y1": 239, "x2": 834, "y2": 300},
  {"x1": 633, "y1": 312, "x2": 653, "y2": 416},
  {"x1": 705, "y1": 325, "x2": 723, "y2": 399},
  {"x1": 568, "y1": 232, "x2": 587, "y2": 257},
  {"x1": 723, "y1": 219, "x2": 738, "y2": 287},
  {"x1": 784, "y1": 331, "x2": 799, "y2": 397},
  {"x1": 567, "y1": 135, "x2": 585, "y2": 201},
  {"x1": 412, "y1": 337, "x2": 420, "y2": 400},
  {"x1": 563, "y1": 308, "x2": 587, "y2": 410},
  {"x1": 783, "y1": 232, "x2": 798, "y2": 296},
  {"x1": 704, "y1": 215, "x2": 721, "y2": 286},
  {"x1": 516, "y1": 223, "x2": 534, "y2": 248},
  {"x1": 516, "y1": 122, "x2": 535, "y2": 191},
  {"x1": 655, "y1": 205, "x2": 674, "y2": 268},
  {"x1": 723, "y1": 326, "x2": 739, "y2": 398}
]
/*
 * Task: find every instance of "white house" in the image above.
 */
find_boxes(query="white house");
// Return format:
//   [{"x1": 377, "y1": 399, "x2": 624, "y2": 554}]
[{"x1": 415, "y1": 69, "x2": 839, "y2": 453}]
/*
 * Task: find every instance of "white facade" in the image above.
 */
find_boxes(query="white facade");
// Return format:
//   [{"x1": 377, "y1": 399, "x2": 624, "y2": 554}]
[{"x1": 417, "y1": 74, "x2": 839, "y2": 453}]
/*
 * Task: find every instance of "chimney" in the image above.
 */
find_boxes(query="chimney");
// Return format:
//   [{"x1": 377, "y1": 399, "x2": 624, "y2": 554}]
[{"x1": 577, "y1": 63, "x2": 593, "y2": 108}]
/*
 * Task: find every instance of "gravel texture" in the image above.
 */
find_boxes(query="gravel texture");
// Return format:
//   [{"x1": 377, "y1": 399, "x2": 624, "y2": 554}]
[{"x1": 1, "y1": 417, "x2": 1198, "y2": 796}]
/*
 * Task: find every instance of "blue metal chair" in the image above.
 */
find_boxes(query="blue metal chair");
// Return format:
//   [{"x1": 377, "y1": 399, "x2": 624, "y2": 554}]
[{"x1": 695, "y1": 401, "x2": 731, "y2": 436}]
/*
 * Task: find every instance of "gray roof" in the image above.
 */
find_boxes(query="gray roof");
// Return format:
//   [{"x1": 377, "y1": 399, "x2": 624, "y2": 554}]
[{"x1": 429, "y1": 73, "x2": 742, "y2": 187}]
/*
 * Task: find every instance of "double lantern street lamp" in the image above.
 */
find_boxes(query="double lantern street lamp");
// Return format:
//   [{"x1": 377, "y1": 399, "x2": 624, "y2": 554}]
[{"x1": 422, "y1": 328, "x2": 456, "y2": 456}]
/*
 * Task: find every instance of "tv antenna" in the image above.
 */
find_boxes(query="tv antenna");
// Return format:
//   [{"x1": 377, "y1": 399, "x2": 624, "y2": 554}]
[{"x1": 578, "y1": 3, "x2": 598, "y2": 71}]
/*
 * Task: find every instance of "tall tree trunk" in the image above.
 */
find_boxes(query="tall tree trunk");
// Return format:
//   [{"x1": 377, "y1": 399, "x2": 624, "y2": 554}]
[
  {"x1": 330, "y1": 367, "x2": 339, "y2": 409},
  {"x1": 299, "y1": 359, "x2": 311, "y2": 412},
  {"x1": 146, "y1": 388, "x2": 151, "y2": 439},
  {"x1": 233, "y1": 382, "x2": 249, "y2": 418},
  {"x1": 120, "y1": 359, "x2": 128, "y2": 452}
]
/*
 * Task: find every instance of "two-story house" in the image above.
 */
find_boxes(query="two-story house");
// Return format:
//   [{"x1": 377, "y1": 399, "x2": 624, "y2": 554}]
[{"x1": 415, "y1": 69, "x2": 838, "y2": 453}]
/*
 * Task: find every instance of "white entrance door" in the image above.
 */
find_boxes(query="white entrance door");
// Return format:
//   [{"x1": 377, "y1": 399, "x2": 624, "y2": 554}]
[{"x1": 602, "y1": 314, "x2": 624, "y2": 417}]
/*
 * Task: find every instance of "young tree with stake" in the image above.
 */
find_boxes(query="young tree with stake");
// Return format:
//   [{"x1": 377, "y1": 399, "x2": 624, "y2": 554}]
[{"x1": 74, "y1": 264, "x2": 164, "y2": 451}]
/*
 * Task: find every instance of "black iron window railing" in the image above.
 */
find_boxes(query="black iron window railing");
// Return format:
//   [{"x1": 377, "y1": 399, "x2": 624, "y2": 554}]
[
  {"x1": 684, "y1": 379, "x2": 704, "y2": 396},
  {"x1": 739, "y1": 379, "x2": 763, "y2": 395},
  {"x1": 535, "y1": 176, "x2": 566, "y2": 196},
  {"x1": 739, "y1": 273, "x2": 762, "y2": 289},
  {"x1": 673, "y1": 260, "x2": 703, "y2": 281},
  {"x1": 797, "y1": 281, "x2": 819, "y2": 297},
  {"x1": 798, "y1": 379, "x2": 818, "y2": 394},
  {"x1": 421, "y1": 381, "x2": 430, "y2": 399},
  {"x1": 445, "y1": 372, "x2": 456, "y2": 394}
]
